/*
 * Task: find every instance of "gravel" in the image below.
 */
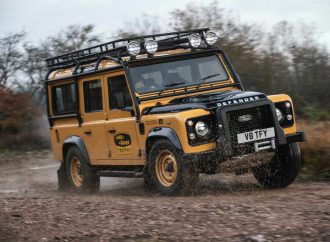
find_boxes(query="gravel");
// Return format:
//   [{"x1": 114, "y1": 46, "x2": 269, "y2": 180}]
[{"x1": 0, "y1": 151, "x2": 329, "y2": 241}]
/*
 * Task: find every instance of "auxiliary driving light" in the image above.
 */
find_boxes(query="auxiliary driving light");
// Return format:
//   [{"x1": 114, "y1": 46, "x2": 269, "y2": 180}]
[
  {"x1": 189, "y1": 33, "x2": 202, "y2": 48},
  {"x1": 127, "y1": 41, "x2": 141, "y2": 56},
  {"x1": 205, "y1": 31, "x2": 218, "y2": 46},
  {"x1": 144, "y1": 40, "x2": 158, "y2": 54}
]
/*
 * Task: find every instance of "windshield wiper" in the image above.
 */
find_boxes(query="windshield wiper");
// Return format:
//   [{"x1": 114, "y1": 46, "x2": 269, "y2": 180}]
[
  {"x1": 163, "y1": 82, "x2": 186, "y2": 88},
  {"x1": 196, "y1": 73, "x2": 221, "y2": 89}
]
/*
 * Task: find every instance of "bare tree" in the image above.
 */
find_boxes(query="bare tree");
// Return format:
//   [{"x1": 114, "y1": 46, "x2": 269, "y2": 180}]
[
  {"x1": 41, "y1": 24, "x2": 101, "y2": 57},
  {"x1": 0, "y1": 32, "x2": 25, "y2": 88}
]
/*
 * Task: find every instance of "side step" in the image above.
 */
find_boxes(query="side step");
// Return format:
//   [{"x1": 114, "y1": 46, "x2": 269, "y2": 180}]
[{"x1": 97, "y1": 170, "x2": 144, "y2": 178}]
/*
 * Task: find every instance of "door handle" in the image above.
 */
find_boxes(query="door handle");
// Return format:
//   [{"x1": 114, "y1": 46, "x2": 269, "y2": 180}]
[
  {"x1": 108, "y1": 129, "x2": 116, "y2": 134},
  {"x1": 84, "y1": 130, "x2": 92, "y2": 135}
]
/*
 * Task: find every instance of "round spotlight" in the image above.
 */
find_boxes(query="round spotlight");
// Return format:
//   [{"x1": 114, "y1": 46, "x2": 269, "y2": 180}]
[
  {"x1": 144, "y1": 40, "x2": 158, "y2": 54},
  {"x1": 127, "y1": 41, "x2": 141, "y2": 56},
  {"x1": 189, "y1": 33, "x2": 202, "y2": 48},
  {"x1": 205, "y1": 31, "x2": 218, "y2": 46}
]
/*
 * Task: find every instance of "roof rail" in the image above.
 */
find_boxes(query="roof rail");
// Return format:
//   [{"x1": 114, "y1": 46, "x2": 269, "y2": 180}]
[{"x1": 45, "y1": 28, "x2": 209, "y2": 68}]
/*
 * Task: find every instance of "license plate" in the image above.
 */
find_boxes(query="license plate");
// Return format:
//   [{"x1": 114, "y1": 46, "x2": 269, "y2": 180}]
[{"x1": 237, "y1": 127, "x2": 275, "y2": 144}]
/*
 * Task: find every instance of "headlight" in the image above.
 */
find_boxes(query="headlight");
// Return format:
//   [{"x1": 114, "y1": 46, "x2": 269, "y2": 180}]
[
  {"x1": 195, "y1": 121, "x2": 210, "y2": 137},
  {"x1": 127, "y1": 41, "x2": 141, "y2": 56},
  {"x1": 274, "y1": 101, "x2": 294, "y2": 127},
  {"x1": 275, "y1": 108, "x2": 283, "y2": 122},
  {"x1": 144, "y1": 40, "x2": 158, "y2": 54},
  {"x1": 205, "y1": 31, "x2": 218, "y2": 46},
  {"x1": 189, "y1": 33, "x2": 202, "y2": 48}
]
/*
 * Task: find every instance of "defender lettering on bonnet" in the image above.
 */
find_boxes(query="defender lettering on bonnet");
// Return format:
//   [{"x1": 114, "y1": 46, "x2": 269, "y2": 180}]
[{"x1": 217, "y1": 96, "x2": 260, "y2": 107}]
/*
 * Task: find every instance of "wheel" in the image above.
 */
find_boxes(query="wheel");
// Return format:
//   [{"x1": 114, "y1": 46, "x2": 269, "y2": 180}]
[
  {"x1": 252, "y1": 143, "x2": 301, "y2": 188},
  {"x1": 148, "y1": 139, "x2": 199, "y2": 195},
  {"x1": 65, "y1": 146, "x2": 100, "y2": 193}
]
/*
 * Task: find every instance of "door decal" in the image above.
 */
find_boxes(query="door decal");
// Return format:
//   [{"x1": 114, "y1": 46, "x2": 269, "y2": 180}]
[{"x1": 114, "y1": 133, "x2": 131, "y2": 154}]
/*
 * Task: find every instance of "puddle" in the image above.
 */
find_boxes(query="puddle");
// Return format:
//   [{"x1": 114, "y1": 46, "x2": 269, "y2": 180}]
[
  {"x1": 0, "y1": 189, "x2": 20, "y2": 193},
  {"x1": 29, "y1": 164, "x2": 59, "y2": 170}
]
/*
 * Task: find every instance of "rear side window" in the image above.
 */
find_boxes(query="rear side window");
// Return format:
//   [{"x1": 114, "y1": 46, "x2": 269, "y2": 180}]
[
  {"x1": 52, "y1": 83, "x2": 76, "y2": 115},
  {"x1": 83, "y1": 80, "x2": 103, "y2": 112}
]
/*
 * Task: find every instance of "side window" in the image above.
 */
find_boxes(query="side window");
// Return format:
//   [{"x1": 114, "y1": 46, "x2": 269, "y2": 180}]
[
  {"x1": 52, "y1": 83, "x2": 76, "y2": 115},
  {"x1": 108, "y1": 75, "x2": 132, "y2": 109},
  {"x1": 83, "y1": 80, "x2": 103, "y2": 112}
]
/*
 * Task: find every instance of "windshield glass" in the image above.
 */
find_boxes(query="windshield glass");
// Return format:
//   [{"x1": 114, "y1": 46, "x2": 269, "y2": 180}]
[{"x1": 129, "y1": 55, "x2": 229, "y2": 94}]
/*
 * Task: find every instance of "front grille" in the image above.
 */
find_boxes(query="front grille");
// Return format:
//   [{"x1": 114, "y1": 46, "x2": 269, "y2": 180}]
[{"x1": 226, "y1": 105, "x2": 274, "y2": 154}]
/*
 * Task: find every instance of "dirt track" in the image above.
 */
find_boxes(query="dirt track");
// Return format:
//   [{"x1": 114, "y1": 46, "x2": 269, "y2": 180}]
[{"x1": 0, "y1": 151, "x2": 329, "y2": 241}]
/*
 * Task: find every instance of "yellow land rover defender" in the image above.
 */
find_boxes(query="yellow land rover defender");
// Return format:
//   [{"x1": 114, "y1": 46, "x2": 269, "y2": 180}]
[{"x1": 45, "y1": 28, "x2": 305, "y2": 195}]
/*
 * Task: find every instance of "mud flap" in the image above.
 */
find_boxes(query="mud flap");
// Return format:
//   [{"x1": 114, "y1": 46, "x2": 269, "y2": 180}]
[{"x1": 57, "y1": 162, "x2": 69, "y2": 191}]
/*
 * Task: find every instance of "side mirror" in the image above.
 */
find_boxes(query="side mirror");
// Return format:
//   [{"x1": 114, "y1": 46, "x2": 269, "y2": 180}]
[{"x1": 121, "y1": 106, "x2": 135, "y2": 116}]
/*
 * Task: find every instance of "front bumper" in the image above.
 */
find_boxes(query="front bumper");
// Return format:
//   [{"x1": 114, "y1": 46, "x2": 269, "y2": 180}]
[
  {"x1": 286, "y1": 131, "x2": 305, "y2": 143},
  {"x1": 184, "y1": 131, "x2": 306, "y2": 165}
]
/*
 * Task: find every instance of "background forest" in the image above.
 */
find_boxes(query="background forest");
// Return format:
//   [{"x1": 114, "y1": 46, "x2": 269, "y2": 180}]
[{"x1": 0, "y1": 2, "x2": 329, "y2": 176}]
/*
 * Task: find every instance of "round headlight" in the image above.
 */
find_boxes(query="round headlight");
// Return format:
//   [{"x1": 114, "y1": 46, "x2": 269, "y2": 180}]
[
  {"x1": 195, "y1": 121, "x2": 210, "y2": 137},
  {"x1": 205, "y1": 31, "x2": 218, "y2": 46},
  {"x1": 144, "y1": 40, "x2": 158, "y2": 54},
  {"x1": 189, "y1": 33, "x2": 202, "y2": 48},
  {"x1": 276, "y1": 108, "x2": 283, "y2": 122},
  {"x1": 127, "y1": 41, "x2": 141, "y2": 56}
]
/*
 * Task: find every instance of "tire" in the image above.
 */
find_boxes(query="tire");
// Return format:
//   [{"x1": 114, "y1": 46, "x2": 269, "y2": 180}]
[
  {"x1": 65, "y1": 146, "x2": 100, "y2": 193},
  {"x1": 148, "y1": 139, "x2": 199, "y2": 195},
  {"x1": 252, "y1": 143, "x2": 301, "y2": 188}
]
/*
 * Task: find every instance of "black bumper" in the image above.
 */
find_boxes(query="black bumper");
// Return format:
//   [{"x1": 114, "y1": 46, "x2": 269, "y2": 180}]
[{"x1": 285, "y1": 131, "x2": 305, "y2": 143}]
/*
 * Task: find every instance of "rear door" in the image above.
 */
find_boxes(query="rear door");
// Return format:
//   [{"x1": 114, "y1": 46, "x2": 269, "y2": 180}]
[{"x1": 80, "y1": 76, "x2": 110, "y2": 163}]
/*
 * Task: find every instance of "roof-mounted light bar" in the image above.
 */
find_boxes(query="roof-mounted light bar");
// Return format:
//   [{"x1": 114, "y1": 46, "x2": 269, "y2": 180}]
[{"x1": 125, "y1": 31, "x2": 218, "y2": 57}]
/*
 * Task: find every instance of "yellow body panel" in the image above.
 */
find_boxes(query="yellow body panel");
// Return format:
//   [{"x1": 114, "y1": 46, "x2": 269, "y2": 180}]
[{"x1": 268, "y1": 94, "x2": 297, "y2": 135}]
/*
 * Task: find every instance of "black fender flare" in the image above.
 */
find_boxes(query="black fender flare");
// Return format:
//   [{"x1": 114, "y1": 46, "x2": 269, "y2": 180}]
[
  {"x1": 146, "y1": 127, "x2": 183, "y2": 154},
  {"x1": 62, "y1": 136, "x2": 90, "y2": 164}
]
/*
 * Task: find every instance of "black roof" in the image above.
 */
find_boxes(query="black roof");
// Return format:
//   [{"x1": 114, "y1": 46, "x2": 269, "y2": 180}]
[{"x1": 45, "y1": 28, "x2": 210, "y2": 69}]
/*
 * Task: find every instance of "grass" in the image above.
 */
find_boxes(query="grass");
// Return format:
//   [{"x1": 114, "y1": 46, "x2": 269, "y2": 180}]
[{"x1": 298, "y1": 121, "x2": 330, "y2": 179}]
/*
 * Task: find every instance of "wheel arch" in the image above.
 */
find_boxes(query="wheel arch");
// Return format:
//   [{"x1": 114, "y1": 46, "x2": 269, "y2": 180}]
[
  {"x1": 146, "y1": 127, "x2": 183, "y2": 157},
  {"x1": 62, "y1": 136, "x2": 90, "y2": 164}
]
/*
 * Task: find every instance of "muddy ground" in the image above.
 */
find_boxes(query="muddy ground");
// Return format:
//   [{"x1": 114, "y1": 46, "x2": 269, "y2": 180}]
[{"x1": 0, "y1": 151, "x2": 329, "y2": 241}]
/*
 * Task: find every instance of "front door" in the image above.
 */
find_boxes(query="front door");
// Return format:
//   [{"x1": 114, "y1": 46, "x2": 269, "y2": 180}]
[{"x1": 105, "y1": 72, "x2": 141, "y2": 161}]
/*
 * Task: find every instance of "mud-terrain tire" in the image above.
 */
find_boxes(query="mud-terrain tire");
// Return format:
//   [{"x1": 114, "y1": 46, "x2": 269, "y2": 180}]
[
  {"x1": 148, "y1": 139, "x2": 199, "y2": 195},
  {"x1": 65, "y1": 146, "x2": 100, "y2": 193},
  {"x1": 252, "y1": 143, "x2": 301, "y2": 188}
]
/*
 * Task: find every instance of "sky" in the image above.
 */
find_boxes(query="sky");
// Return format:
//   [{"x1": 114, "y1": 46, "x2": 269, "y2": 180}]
[{"x1": 1, "y1": 0, "x2": 330, "y2": 48}]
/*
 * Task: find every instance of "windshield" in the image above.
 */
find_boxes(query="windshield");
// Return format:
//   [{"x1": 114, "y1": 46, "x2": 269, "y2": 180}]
[{"x1": 129, "y1": 55, "x2": 229, "y2": 94}]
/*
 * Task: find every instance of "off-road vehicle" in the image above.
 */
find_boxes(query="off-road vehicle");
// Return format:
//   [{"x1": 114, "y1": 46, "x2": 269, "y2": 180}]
[{"x1": 45, "y1": 28, "x2": 305, "y2": 195}]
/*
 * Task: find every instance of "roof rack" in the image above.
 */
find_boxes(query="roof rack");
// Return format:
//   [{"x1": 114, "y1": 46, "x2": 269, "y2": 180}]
[{"x1": 45, "y1": 28, "x2": 210, "y2": 68}]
